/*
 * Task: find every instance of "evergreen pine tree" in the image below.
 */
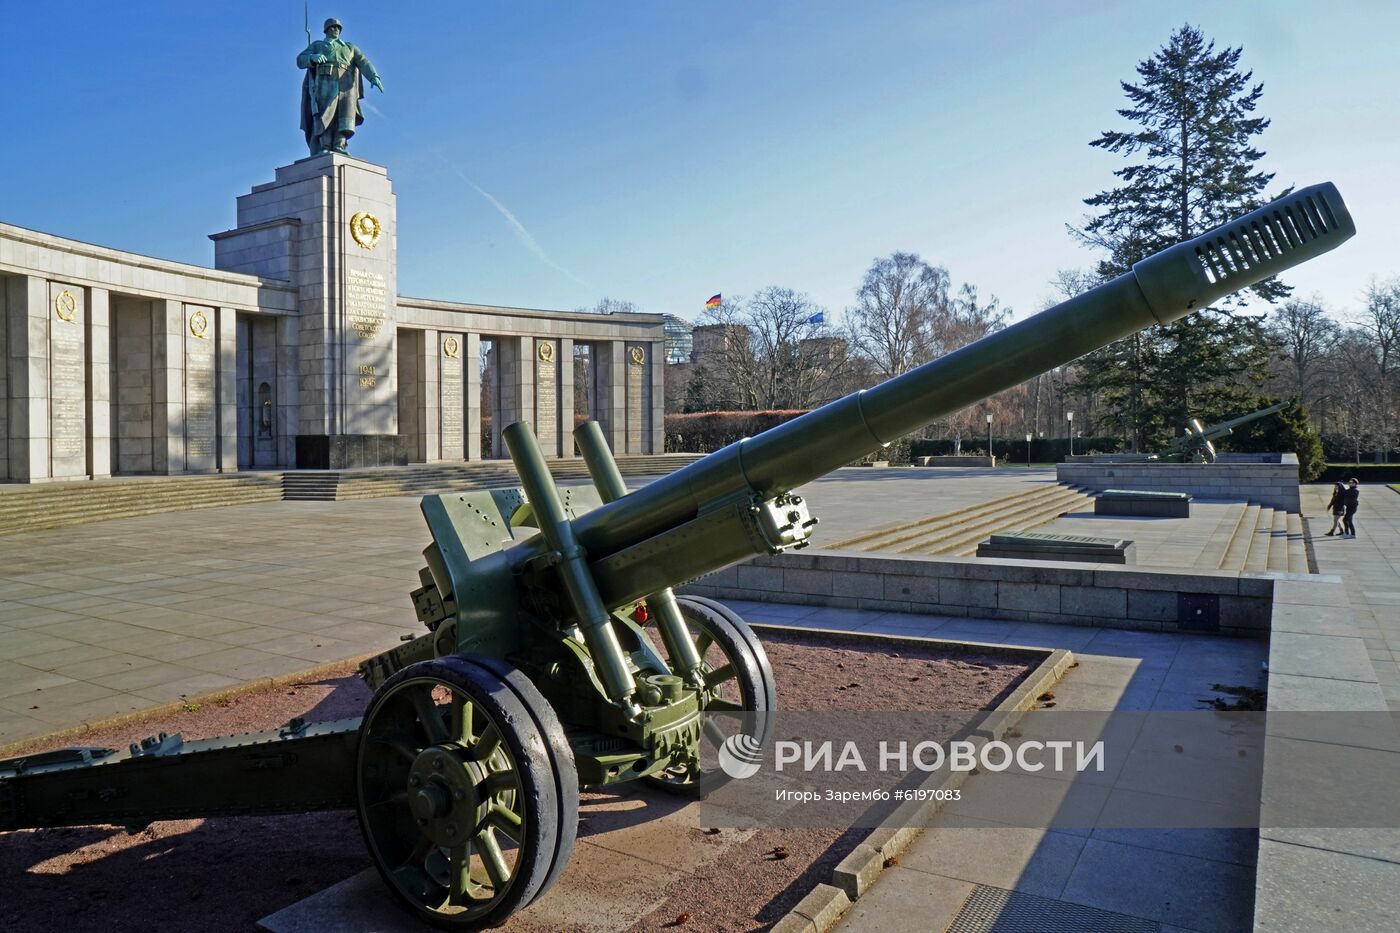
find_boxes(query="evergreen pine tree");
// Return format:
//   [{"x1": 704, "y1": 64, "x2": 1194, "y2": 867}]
[{"x1": 1072, "y1": 24, "x2": 1281, "y2": 448}]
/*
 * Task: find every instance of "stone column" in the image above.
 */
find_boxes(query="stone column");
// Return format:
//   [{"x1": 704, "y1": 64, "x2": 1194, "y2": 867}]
[
  {"x1": 216, "y1": 307, "x2": 238, "y2": 472},
  {"x1": 86, "y1": 288, "x2": 111, "y2": 478},
  {"x1": 418, "y1": 329, "x2": 439, "y2": 461},
  {"x1": 6, "y1": 276, "x2": 50, "y2": 481},
  {"x1": 650, "y1": 339, "x2": 665, "y2": 455},
  {"x1": 600, "y1": 339, "x2": 626, "y2": 455},
  {"x1": 558, "y1": 338, "x2": 575, "y2": 457},
  {"x1": 277, "y1": 314, "x2": 300, "y2": 468},
  {"x1": 516, "y1": 338, "x2": 536, "y2": 443},
  {"x1": 151, "y1": 299, "x2": 185, "y2": 473},
  {"x1": 212, "y1": 154, "x2": 401, "y2": 469},
  {"x1": 465, "y1": 333, "x2": 481, "y2": 460},
  {"x1": 0, "y1": 275, "x2": 8, "y2": 480}
]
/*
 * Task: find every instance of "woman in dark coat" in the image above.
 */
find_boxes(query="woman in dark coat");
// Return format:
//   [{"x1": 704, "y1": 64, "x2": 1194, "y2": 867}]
[
  {"x1": 1342, "y1": 479, "x2": 1361, "y2": 537},
  {"x1": 1324, "y1": 482, "x2": 1346, "y2": 536}
]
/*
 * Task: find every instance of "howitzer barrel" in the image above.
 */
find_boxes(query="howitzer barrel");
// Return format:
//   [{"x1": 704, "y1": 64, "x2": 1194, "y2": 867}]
[
  {"x1": 1204, "y1": 400, "x2": 1288, "y2": 437},
  {"x1": 565, "y1": 183, "x2": 1353, "y2": 567}
]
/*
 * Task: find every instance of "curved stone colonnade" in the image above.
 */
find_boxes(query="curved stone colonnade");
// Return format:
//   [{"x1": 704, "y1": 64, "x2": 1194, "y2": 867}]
[{"x1": 0, "y1": 154, "x2": 664, "y2": 482}]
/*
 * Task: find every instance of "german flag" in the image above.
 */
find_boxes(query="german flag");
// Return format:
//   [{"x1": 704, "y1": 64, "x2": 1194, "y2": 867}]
[{"x1": 705, "y1": 294, "x2": 722, "y2": 309}]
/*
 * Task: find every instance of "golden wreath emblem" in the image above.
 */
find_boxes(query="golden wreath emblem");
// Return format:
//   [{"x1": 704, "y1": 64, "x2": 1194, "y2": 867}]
[
  {"x1": 538, "y1": 342, "x2": 555, "y2": 364},
  {"x1": 443, "y1": 335, "x2": 461, "y2": 359},
  {"x1": 189, "y1": 310, "x2": 210, "y2": 339},
  {"x1": 53, "y1": 289, "x2": 78, "y2": 323},
  {"x1": 629, "y1": 346, "x2": 645, "y2": 365},
  {"x1": 350, "y1": 211, "x2": 382, "y2": 250}
]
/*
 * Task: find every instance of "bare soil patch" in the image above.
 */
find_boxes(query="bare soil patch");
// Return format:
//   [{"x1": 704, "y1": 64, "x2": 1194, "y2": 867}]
[{"x1": 1, "y1": 629, "x2": 1032, "y2": 932}]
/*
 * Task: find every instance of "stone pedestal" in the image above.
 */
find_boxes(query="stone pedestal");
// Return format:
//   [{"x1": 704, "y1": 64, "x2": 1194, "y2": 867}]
[{"x1": 213, "y1": 153, "x2": 401, "y2": 469}]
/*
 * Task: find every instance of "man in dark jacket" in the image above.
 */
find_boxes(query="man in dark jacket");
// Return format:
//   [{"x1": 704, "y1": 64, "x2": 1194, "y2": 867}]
[{"x1": 1341, "y1": 478, "x2": 1360, "y2": 536}]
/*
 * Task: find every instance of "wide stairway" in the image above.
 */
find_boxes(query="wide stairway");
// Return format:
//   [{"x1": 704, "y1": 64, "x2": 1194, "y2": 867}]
[
  {"x1": 823, "y1": 484, "x2": 1093, "y2": 557},
  {"x1": 284, "y1": 455, "x2": 703, "y2": 502},
  {"x1": 1207, "y1": 501, "x2": 1309, "y2": 574},
  {"x1": 0, "y1": 473, "x2": 287, "y2": 536},
  {"x1": 0, "y1": 455, "x2": 703, "y2": 535}
]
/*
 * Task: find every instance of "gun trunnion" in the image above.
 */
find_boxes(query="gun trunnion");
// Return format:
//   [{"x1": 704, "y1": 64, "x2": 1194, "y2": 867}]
[{"x1": 0, "y1": 183, "x2": 1354, "y2": 928}]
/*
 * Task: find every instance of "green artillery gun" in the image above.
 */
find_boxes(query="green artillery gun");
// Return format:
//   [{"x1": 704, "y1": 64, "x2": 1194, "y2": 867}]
[
  {"x1": 1166, "y1": 401, "x2": 1288, "y2": 463},
  {"x1": 0, "y1": 184, "x2": 1354, "y2": 928}
]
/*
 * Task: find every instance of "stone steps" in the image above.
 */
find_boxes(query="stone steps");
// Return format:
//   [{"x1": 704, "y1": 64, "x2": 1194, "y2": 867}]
[
  {"x1": 1194, "y1": 501, "x2": 1249, "y2": 570},
  {"x1": 0, "y1": 455, "x2": 704, "y2": 535},
  {"x1": 1267, "y1": 508, "x2": 1290, "y2": 572},
  {"x1": 1216, "y1": 504, "x2": 1261, "y2": 570},
  {"x1": 1286, "y1": 511, "x2": 1308, "y2": 574},
  {"x1": 825, "y1": 484, "x2": 1093, "y2": 557}
]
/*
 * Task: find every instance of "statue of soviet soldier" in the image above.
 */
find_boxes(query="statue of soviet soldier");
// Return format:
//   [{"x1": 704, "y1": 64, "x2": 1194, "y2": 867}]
[{"x1": 298, "y1": 18, "x2": 384, "y2": 156}]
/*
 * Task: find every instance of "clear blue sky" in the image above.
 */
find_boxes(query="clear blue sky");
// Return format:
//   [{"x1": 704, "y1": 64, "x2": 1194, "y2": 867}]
[{"x1": 0, "y1": 1, "x2": 1392, "y2": 323}]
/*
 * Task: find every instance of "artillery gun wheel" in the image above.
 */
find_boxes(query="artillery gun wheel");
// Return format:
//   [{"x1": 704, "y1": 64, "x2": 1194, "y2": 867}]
[
  {"x1": 648, "y1": 596, "x2": 777, "y2": 793},
  {"x1": 356, "y1": 656, "x2": 577, "y2": 928}
]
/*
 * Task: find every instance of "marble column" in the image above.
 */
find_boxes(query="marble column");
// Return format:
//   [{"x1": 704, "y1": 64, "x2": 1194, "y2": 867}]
[
  {"x1": 649, "y1": 339, "x2": 665, "y2": 455},
  {"x1": 216, "y1": 307, "x2": 238, "y2": 472},
  {"x1": 213, "y1": 154, "x2": 401, "y2": 469},
  {"x1": 0, "y1": 276, "x2": 8, "y2": 480},
  {"x1": 86, "y1": 288, "x2": 111, "y2": 478},
  {"x1": 151, "y1": 299, "x2": 185, "y2": 473},
  {"x1": 558, "y1": 337, "x2": 575, "y2": 457},
  {"x1": 465, "y1": 332, "x2": 481, "y2": 460},
  {"x1": 277, "y1": 314, "x2": 300, "y2": 468},
  {"x1": 6, "y1": 276, "x2": 50, "y2": 481},
  {"x1": 600, "y1": 339, "x2": 626, "y2": 455}
]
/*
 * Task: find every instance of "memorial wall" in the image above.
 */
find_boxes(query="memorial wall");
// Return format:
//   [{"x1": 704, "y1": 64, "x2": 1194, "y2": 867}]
[{"x1": 0, "y1": 153, "x2": 666, "y2": 482}]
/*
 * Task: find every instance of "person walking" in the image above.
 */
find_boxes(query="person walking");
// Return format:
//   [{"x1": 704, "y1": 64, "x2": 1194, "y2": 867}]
[
  {"x1": 1341, "y1": 478, "x2": 1361, "y2": 537},
  {"x1": 1324, "y1": 481, "x2": 1347, "y2": 536}
]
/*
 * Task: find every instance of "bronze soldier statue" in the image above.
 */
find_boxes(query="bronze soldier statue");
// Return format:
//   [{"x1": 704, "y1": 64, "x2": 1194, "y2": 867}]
[{"x1": 298, "y1": 18, "x2": 384, "y2": 156}]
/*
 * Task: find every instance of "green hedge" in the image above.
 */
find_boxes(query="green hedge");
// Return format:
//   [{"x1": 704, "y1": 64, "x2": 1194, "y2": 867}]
[
  {"x1": 1315, "y1": 464, "x2": 1400, "y2": 484},
  {"x1": 910, "y1": 436, "x2": 1124, "y2": 462},
  {"x1": 664, "y1": 410, "x2": 810, "y2": 453}
]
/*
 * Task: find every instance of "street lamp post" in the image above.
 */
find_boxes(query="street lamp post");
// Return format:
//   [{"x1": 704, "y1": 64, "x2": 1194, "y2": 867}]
[
  {"x1": 1025, "y1": 433, "x2": 1033, "y2": 468},
  {"x1": 1066, "y1": 411, "x2": 1074, "y2": 458},
  {"x1": 986, "y1": 413, "x2": 994, "y2": 465}
]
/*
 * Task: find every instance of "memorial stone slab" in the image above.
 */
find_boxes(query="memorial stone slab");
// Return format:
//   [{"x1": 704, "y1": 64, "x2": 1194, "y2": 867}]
[
  {"x1": 535, "y1": 338, "x2": 559, "y2": 456},
  {"x1": 439, "y1": 333, "x2": 464, "y2": 459},
  {"x1": 183, "y1": 304, "x2": 217, "y2": 471},
  {"x1": 626, "y1": 343, "x2": 646, "y2": 454},
  {"x1": 47, "y1": 282, "x2": 86, "y2": 478}
]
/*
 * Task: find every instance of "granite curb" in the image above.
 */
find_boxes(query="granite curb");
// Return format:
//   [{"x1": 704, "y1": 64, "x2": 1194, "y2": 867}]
[{"x1": 752, "y1": 623, "x2": 1073, "y2": 932}]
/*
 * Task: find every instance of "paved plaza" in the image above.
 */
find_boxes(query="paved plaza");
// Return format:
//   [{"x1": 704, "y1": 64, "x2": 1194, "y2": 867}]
[{"x1": 2, "y1": 470, "x2": 1398, "y2": 931}]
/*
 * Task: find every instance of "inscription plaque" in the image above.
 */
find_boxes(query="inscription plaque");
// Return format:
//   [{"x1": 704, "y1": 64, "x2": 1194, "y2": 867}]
[
  {"x1": 185, "y1": 305, "x2": 216, "y2": 468},
  {"x1": 626, "y1": 344, "x2": 645, "y2": 454},
  {"x1": 48, "y1": 284, "x2": 86, "y2": 476},
  {"x1": 535, "y1": 340, "x2": 558, "y2": 455},
  {"x1": 347, "y1": 268, "x2": 387, "y2": 341},
  {"x1": 440, "y1": 339, "x2": 464, "y2": 459}
]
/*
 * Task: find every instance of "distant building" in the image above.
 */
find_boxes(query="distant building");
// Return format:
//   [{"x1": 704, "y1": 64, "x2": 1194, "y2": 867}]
[
  {"x1": 690, "y1": 323, "x2": 751, "y2": 363},
  {"x1": 662, "y1": 314, "x2": 693, "y2": 364}
]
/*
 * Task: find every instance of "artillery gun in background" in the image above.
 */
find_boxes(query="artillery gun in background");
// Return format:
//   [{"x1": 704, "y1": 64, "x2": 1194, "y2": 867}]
[
  {"x1": 0, "y1": 184, "x2": 1354, "y2": 929},
  {"x1": 1166, "y1": 401, "x2": 1288, "y2": 463},
  {"x1": 1084, "y1": 401, "x2": 1290, "y2": 463}
]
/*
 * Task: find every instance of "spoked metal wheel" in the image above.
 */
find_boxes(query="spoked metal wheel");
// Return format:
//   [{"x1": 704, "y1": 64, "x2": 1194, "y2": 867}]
[
  {"x1": 356, "y1": 655, "x2": 577, "y2": 929},
  {"x1": 647, "y1": 595, "x2": 777, "y2": 792}
]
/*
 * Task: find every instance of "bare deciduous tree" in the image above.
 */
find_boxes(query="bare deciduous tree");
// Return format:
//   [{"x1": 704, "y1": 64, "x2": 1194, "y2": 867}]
[{"x1": 1265, "y1": 295, "x2": 1341, "y2": 404}]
